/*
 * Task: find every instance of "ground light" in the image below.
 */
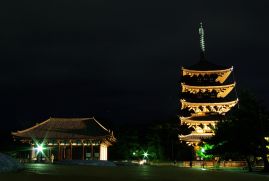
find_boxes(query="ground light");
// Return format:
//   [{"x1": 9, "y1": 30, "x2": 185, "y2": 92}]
[
  {"x1": 138, "y1": 151, "x2": 149, "y2": 165},
  {"x1": 143, "y1": 152, "x2": 149, "y2": 158}
]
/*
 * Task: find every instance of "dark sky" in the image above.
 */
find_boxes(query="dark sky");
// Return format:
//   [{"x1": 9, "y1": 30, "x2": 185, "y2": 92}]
[{"x1": 1, "y1": 0, "x2": 269, "y2": 130}]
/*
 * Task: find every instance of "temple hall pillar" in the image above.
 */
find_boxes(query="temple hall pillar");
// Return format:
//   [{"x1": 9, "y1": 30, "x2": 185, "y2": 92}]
[
  {"x1": 58, "y1": 143, "x2": 61, "y2": 161},
  {"x1": 31, "y1": 145, "x2": 36, "y2": 161},
  {"x1": 91, "y1": 144, "x2": 94, "y2": 160},
  {"x1": 99, "y1": 143, "x2": 107, "y2": 160},
  {"x1": 82, "y1": 143, "x2": 85, "y2": 160},
  {"x1": 70, "y1": 143, "x2": 73, "y2": 160}
]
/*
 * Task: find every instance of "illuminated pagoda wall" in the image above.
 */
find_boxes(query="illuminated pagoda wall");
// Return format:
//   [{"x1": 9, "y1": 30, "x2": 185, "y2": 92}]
[
  {"x1": 12, "y1": 117, "x2": 116, "y2": 161},
  {"x1": 179, "y1": 23, "x2": 238, "y2": 145}
]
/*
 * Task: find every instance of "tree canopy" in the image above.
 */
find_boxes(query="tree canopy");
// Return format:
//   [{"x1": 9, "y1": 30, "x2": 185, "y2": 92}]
[{"x1": 207, "y1": 90, "x2": 269, "y2": 172}]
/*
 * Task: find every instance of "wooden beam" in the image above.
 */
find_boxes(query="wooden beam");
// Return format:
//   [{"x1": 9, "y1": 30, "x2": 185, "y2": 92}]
[
  {"x1": 70, "y1": 143, "x2": 73, "y2": 160},
  {"x1": 91, "y1": 144, "x2": 93, "y2": 160},
  {"x1": 63, "y1": 146, "x2": 66, "y2": 160},
  {"x1": 82, "y1": 144, "x2": 85, "y2": 160},
  {"x1": 58, "y1": 143, "x2": 61, "y2": 161}
]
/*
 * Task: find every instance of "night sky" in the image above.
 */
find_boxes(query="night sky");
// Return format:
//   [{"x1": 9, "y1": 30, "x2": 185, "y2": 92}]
[{"x1": 1, "y1": 1, "x2": 269, "y2": 130}]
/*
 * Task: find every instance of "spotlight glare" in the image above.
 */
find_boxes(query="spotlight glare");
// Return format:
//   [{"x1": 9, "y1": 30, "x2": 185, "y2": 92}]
[
  {"x1": 35, "y1": 144, "x2": 44, "y2": 153},
  {"x1": 143, "y1": 152, "x2": 149, "y2": 158}
]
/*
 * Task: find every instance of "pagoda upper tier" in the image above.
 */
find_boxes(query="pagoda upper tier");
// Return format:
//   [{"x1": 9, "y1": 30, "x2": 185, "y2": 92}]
[
  {"x1": 182, "y1": 54, "x2": 234, "y2": 84},
  {"x1": 182, "y1": 66, "x2": 233, "y2": 84},
  {"x1": 181, "y1": 83, "x2": 236, "y2": 98}
]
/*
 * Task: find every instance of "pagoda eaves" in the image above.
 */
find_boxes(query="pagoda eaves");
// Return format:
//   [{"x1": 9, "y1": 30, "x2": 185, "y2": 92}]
[
  {"x1": 182, "y1": 67, "x2": 233, "y2": 84},
  {"x1": 180, "y1": 99, "x2": 238, "y2": 115},
  {"x1": 179, "y1": 133, "x2": 213, "y2": 143},
  {"x1": 181, "y1": 82, "x2": 236, "y2": 98},
  {"x1": 180, "y1": 116, "x2": 217, "y2": 125}
]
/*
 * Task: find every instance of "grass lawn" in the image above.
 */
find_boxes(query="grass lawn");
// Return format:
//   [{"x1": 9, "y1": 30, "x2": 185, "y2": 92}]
[{"x1": 0, "y1": 164, "x2": 268, "y2": 181}]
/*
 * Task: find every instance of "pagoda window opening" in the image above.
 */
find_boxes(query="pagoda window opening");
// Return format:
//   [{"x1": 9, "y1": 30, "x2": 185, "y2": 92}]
[
  {"x1": 211, "y1": 90, "x2": 218, "y2": 98},
  {"x1": 209, "y1": 77, "x2": 214, "y2": 82},
  {"x1": 210, "y1": 74, "x2": 218, "y2": 83},
  {"x1": 203, "y1": 90, "x2": 211, "y2": 98},
  {"x1": 203, "y1": 74, "x2": 210, "y2": 82},
  {"x1": 197, "y1": 92, "x2": 203, "y2": 99},
  {"x1": 197, "y1": 75, "x2": 203, "y2": 83},
  {"x1": 183, "y1": 75, "x2": 191, "y2": 82}
]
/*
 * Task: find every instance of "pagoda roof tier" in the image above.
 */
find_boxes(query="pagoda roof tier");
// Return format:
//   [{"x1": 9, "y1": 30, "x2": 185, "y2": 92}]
[
  {"x1": 181, "y1": 82, "x2": 236, "y2": 98},
  {"x1": 180, "y1": 115, "x2": 223, "y2": 124},
  {"x1": 179, "y1": 133, "x2": 213, "y2": 142},
  {"x1": 12, "y1": 117, "x2": 116, "y2": 143},
  {"x1": 180, "y1": 114, "x2": 225, "y2": 121},
  {"x1": 184, "y1": 59, "x2": 230, "y2": 71},
  {"x1": 181, "y1": 119, "x2": 216, "y2": 125},
  {"x1": 181, "y1": 90, "x2": 238, "y2": 103},
  {"x1": 180, "y1": 116, "x2": 219, "y2": 125},
  {"x1": 182, "y1": 67, "x2": 233, "y2": 84},
  {"x1": 180, "y1": 99, "x2": 239, "y2": 115}
]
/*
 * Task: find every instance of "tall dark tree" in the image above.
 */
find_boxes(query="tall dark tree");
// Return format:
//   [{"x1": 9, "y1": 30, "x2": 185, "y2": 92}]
[
  {"x1": 208, "y1": 90, "x2": 269, "y2": 172},
  {"x1": 147, "y1": 117, "x2": 181, "y2": 161}
]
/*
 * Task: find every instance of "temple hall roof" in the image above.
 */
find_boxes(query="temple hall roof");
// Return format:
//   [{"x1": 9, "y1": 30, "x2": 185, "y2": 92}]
[{"x1": 12, "y1": 117, "x2": 115, "y2": 141}]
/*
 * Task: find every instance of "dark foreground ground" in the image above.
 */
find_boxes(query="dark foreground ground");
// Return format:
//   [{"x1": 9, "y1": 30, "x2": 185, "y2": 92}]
[{"x1": 0, "y1": 164, "x2": 269, "y2": 181}]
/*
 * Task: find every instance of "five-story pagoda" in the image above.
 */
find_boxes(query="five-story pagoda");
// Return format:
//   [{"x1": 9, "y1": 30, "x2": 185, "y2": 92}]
[{"x1": 179, "y1": 23, "x2": 238, "y2": 145}]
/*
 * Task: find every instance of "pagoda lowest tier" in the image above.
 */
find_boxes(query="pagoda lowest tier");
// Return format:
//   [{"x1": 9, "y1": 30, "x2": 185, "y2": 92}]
[
  {"x1": 179, "y1": 23, "x2": 238, "y2": 145},
  {"x1": 180, "y1": 114, "x2": 226, "y2": 143}
]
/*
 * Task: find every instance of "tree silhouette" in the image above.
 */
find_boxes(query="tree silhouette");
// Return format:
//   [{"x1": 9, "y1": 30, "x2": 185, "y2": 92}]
[{"x1": 208, "y1": 90, "x2": 269, "y2": 172}]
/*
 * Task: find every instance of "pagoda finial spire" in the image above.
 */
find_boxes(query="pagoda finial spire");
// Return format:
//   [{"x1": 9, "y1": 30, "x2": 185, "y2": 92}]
[{"x1": 199, "y1": 22, "x2": 205, "y2": 53}]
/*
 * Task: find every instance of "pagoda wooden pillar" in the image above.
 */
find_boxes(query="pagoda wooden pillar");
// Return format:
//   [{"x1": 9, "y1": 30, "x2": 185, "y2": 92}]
[
  {"x1": 48, "y1": 147, "x2": 51, "y2": 161},
  {"x1": 82, "y1": 144, "x2": 85, "y2": 160},
  {"x1": 70, "y1": 143, "x2": 73, "y2": 160},
  {"x1": 31, "y1": 145, "x2": 35, "y2": 161},
  {"x1": 91, "y1": 144, "x2": 94, "y2": 160},
  {"x1": 58, "y1": 144, "x2": 61, "y2": 160},
  {"x1": 63, "y1": 146, "x2": 66, "y2": 160}
]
